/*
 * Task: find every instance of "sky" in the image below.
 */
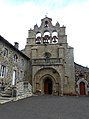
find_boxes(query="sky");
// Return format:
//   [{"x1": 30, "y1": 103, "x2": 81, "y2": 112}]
[{"x1": 0, "y1": 0, "x2": 89, "y2": 67}]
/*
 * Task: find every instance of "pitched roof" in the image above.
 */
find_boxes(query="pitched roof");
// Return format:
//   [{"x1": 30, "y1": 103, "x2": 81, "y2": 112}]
[{"x1": 0, "y1": 35, "x2": 30, "y2": 60}]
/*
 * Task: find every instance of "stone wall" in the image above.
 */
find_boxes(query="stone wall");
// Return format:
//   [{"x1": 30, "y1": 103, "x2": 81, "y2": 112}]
[
  {"x1": 16, "y1": 81, "x2": 32, "y2": 96},
  {"x1": 0, "y1": 36, "x2": 31, "y2": 87},
  {"x1": 75, "y1": 63, "x2": 89, "y2": 95},
  {"x1": 75, "y1": 63, "x2": 89, "y2": 81},
  {"x1": 24, "y1": 17, "x2": 75, "y2": 95}
]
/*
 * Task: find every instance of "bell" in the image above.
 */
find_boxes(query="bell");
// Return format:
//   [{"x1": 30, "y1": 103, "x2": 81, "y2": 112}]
[
  {"x1": 53, "y1": 39, "x2": 57, "y2": 43},
  {"x1": 35, "y1": 38, "x2": 41, "y2": 44}
]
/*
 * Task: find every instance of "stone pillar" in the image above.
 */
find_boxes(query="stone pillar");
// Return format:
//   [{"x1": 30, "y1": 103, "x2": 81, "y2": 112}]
[
  {"x1": 59, "y1": 65, "x2": 64, "y2": 96},
  {"x1": 50, "y1": 32, "x2": 52, "y2": 43}
]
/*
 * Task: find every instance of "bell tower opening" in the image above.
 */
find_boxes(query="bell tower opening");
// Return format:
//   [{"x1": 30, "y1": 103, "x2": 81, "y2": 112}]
[{"x1": 44, "y1": 78, "x2": 52, "y2": 95}]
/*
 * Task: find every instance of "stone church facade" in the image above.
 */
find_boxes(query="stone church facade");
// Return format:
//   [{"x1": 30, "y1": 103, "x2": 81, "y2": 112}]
[
  {"x1": 24, "y1": 17, "x2": 75, "y2": 95},
  {"x1": 0, "y1": 16, "x2": 89, "y2": 96}
]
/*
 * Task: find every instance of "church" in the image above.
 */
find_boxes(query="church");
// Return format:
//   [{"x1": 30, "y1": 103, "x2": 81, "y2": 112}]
[{"x1": 0, "y1": 16, "x2": 89, "y2": 96}]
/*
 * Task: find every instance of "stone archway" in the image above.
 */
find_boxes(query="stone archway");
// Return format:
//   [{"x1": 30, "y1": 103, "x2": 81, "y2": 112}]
[
  {"x1": 33, "y1": 67, "x2": 61, "y2": 95},
  {"x1": 76, "y1": 78, "x2": 88, "y2": 95},
  {"x1": 44, "y1": 77, "x2": 52, "y2": 94}
]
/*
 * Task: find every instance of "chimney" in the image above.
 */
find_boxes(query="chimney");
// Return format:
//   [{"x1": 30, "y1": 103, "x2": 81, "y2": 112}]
[{"x1": 14, "y1": 42, "x2": 19, "y2": 49}]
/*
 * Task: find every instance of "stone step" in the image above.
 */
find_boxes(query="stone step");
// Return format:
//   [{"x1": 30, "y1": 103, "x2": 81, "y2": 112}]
[{"x1": 0, "y1": 97, "x2": 13, "y2": 104}]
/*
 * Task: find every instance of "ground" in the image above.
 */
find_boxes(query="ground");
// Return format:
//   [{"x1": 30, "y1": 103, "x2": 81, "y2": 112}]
[{"x1": 0, "y1": 95, "x2": 89, "y2": 119}]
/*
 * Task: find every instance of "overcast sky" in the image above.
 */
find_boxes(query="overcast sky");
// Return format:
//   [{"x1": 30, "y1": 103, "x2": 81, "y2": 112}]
[{"x1": 0, "y1": 0, "x2": 89, "y2": 67}]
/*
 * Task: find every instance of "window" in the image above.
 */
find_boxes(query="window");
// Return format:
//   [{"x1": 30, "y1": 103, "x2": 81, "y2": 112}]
[
  {"x1": 13, "y1": 54, "x2": 18, "y2": 62},
  {"x1": 0, "y1": 65, "x2": 6, "y2": 78},
  {"x1": 12, "y1": 70, "x2": 16, "y2": 85},
  {"x1": 21, "y1": 59, "x2": 24, "y2": 66},
  {"x1": 3, "y1": 48, "x2": 8, "y2": 57},
  {"x1": 45, "y1": 21, "x2": 48, "y2": 27},
  {"x1": 19, "y1": 71, "x2": 24, "y2": 80}
]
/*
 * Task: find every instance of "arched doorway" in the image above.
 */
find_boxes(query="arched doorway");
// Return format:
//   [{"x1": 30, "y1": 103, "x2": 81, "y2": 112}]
[
  {"x1": 44, "y1": 78, "x2": 52, "y2": 94},
  {"x1": 79, "y1": 82, "x2": 86, "y2": 95}
]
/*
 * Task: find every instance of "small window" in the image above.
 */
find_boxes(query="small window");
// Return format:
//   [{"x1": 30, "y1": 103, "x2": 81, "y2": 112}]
[
  {"x1": 12, "y1": 70, "x2": 16, "y2": 85},
  {"x1": 0, "y1": 65, "x2": 6, "y2": 78},
  {"x1": 13, "y1": 54, "x2": 18, "y2": 62},
  {"x1": 21, "y1": 59, "x2": 24, "y2": 66},
  {"x1": 3, "y1": 48, "x2": 8, "y2": 57},
  {"x1": 19, "y1": 71, "x2": 24, "y2": 80},
  {"x1": 45, "y1": 21, "x2": 48, "y2": 27}
]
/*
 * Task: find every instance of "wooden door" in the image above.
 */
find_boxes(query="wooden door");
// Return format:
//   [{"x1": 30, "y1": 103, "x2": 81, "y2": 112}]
[
  {"x1": 44, "y1": 79, "x2": 52, "y2": 94},
  {"x1": 44, "y1": 80, "x2": 48, "y2": 94},
  {"x1": 80, "y1": 82, "x2": 86, "y2": 95}
]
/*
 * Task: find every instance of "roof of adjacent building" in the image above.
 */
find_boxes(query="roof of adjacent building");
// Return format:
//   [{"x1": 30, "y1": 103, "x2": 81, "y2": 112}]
[{"x1": 0, "y1": 35, "x2": 30, "y2": 60}]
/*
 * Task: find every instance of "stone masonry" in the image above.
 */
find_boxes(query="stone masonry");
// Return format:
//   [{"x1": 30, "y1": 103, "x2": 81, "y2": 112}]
[
  {"x1": 0, "y1": 36, "x2": 31, "y2": 97},
  {"x1": 0, "y1": 16, "x2": 89, "y2": 97},
  {"x1": 24, "y1": 16, "x2": 75, "y2": 96}
]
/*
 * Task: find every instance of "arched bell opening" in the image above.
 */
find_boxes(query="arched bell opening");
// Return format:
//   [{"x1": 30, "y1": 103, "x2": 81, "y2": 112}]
[
  {"x1": 52, "y1": 31, "x2": 58, "y2": 43},
  {"x1": 35, "y1": 32, "x2": 41, "y2": 44},
  {"x1": 43, "y1": 31, "x2": 50, "y2": 43}
]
